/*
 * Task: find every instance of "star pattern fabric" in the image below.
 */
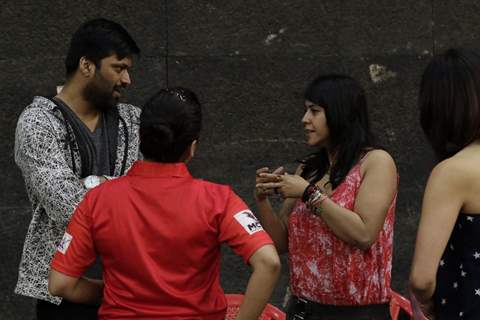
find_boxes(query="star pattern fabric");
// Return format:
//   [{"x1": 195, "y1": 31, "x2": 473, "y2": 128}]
[{"x1": 434, "y1": 214, "x2": 480, "y2": 319}]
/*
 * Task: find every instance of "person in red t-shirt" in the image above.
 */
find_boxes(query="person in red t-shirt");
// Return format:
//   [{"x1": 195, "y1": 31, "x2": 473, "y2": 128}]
[{"x1": 48, "y1": 87, "x2": 281, "y2": 320}]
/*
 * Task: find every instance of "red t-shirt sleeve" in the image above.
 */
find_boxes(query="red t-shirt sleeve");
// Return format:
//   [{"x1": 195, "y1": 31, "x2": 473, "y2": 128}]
[
  {"x1": 218, "y1": 190, "x2": 273, "y2": 264},
  {"x1": 50, "y1": 197, "x2": 96, "y2": 277}
]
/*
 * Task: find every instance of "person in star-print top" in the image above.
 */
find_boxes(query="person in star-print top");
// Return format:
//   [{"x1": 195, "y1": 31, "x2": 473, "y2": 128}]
[
  {"x1": 255, "y1": 74, "x2": 399, "y2": 319},
  {"x1": 410, "y1": 48, "x2": 480, "y2": 320}
]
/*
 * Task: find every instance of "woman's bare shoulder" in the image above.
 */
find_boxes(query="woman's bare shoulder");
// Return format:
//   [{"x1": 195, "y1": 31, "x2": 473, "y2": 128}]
[
  {"x1": 362, "y1": 149, "x2": 397, "y2": 174},
  {"x1": 431, "y1": 153, "x2": 478, "y2": 184}
]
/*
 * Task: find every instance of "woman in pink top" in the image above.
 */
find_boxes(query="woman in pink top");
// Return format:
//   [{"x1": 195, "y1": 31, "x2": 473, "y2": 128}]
[{"x1": 255, "y1": 74, "x2": 398, "y2": 319}]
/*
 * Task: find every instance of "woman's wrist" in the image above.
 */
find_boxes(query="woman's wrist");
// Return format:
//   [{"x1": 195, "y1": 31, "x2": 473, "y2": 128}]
[
  {"x1": 254, "y1": 193, "x2": 268, "y2": 203},
  {"x1": 302, "y1": 183, "x2": 317, "y2": 202},
  {"x1": 302, "y1": 183, "x2": 328, "y2": 216}
]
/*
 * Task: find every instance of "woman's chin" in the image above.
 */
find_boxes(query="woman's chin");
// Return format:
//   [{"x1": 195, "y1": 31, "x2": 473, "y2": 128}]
[
  {"x1": 307, "y1": 140, "x2": 321, "y2": 147},
  {"x1": 307, "y1": 139, "x2": 327, "y2": 148}
]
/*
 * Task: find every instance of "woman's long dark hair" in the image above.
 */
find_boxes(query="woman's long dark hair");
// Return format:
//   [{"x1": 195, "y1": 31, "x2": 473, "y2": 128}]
[
  {"x1": 300, "y1": 74, "x2": 374, "y2": 188},
  {"x1": 420, "y1": 48, "x2": 480, "y2": 160},
  {"x1": 140, "y1": 87, "x2": 202, "y2": 163}
]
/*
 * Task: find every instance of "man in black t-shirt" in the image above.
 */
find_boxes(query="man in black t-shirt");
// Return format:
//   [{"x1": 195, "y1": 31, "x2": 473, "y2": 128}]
[{"x1": 14, "y1": 18, "x2": 142, "y2": 320}]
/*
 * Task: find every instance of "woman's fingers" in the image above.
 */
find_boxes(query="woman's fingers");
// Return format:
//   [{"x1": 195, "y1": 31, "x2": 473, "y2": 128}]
[
  {"x1": 272, "y1": 166, "x2": 285, "y2": 175},
  {"x1": 256, "y1": 167, "x2": 270, "y2": 175},
  {"x1": 255, "y1": 167, "x2": 288, "y2": 198},
  {"x1": 256, "y1": 182, "x2": 282, "y2": 189},
  {"x1": 256, "y1": 176, "x2": 281, "y2": 184},
  {"x1": 257, "y1": 173, "x2": 282, "y2": 180}
]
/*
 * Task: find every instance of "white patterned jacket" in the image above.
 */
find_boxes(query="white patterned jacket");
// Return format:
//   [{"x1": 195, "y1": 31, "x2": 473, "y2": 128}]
[{"x1": 14, "y1": 96, "x2": 141, "y2": 304}]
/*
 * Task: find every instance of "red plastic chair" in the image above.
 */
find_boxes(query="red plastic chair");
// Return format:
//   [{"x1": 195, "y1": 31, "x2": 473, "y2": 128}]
[
  {"x1": 390, "y1": 290, "x2": 413, "y2": 320},
  {"x1": 225, "y1": 294, "x2": 286, "y2": 320},
  {"x1": 227, "y1": 291, "x2": 412, "y2": 320}
]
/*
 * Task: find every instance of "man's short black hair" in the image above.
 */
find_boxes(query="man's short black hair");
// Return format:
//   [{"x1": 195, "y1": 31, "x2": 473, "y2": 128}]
[{"x1": 65, "y1": 18, "x2": 140, "y2": 78}]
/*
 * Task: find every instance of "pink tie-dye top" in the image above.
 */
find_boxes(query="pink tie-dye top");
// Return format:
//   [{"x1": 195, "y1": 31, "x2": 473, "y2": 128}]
[{"x1": 288, "y1": 161, "x2": 397, "y2": 305}]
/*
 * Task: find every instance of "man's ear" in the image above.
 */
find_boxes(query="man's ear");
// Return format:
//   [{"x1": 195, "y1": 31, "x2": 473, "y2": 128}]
[
  {"x1": 189, "y1": 140, "x2": 198, "y2": 159},
  {"x1": 79, "y1": 57, "x2": 95, "y2": 78},
  {"x1": 183, "y1": 140, "x2": 198, "y2": 163}
]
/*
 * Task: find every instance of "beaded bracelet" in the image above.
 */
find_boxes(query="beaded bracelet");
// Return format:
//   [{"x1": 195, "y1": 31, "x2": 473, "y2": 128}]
[
  {"x1": 302, "y1": 183, "x2": 318, "y2": 203},
  {"x1": 304, "y1": 184, "x2": 328, "y2": 216}
]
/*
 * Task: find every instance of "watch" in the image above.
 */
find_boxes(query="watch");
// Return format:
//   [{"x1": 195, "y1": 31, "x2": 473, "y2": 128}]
[{"x1": 84, "y1": 175, "x2": 101, "y2": 189}]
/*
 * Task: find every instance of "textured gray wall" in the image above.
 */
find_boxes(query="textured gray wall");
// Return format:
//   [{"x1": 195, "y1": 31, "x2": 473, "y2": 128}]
[{"x1": 2, "y1": 1, "x2": 480, "y2": 319}]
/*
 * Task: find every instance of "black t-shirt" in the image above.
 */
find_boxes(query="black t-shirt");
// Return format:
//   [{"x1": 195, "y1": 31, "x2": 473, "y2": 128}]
[{"x1": 68, "y1": 111, "x2": 111, "y2": 176}]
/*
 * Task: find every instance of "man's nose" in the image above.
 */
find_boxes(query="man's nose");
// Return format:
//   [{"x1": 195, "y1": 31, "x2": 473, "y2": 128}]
[
  {"x1": 301, "y1": 111, "x2": 309, "y2": 124},
  {"x1": 121, "y1": 70, "x2": 131, "y2": 86}
]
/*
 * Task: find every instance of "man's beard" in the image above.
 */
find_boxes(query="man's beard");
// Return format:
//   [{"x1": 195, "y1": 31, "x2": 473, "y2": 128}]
[{"x1": 83, "y1": 74, "x2": 119, "y2": 111}]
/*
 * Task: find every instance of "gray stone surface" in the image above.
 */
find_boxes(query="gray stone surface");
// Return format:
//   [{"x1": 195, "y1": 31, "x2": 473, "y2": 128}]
[
  {"x1": 434, "y1": 0, "x2": 480, "y2": 52},
  {"x1": 3, "y1": 0, "x2": 480, "y2": 318},
  {"x1": 0, "y1": 57, "x2": 65, "y2": 208},
  {"x1": 0, "y1": 0, "x2": 166, "y2": 59},
  {"x1": 0, "y1": 207, "x2": 35, "y2": 320},
  {"x1": 168, "y1": 0, "x2": 432, "y2": 57}
]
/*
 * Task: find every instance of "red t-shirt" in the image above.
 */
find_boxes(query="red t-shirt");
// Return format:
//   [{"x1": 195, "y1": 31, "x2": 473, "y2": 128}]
[{"x1": 51, "y1": 161, "x2": 273, "y2": 319}]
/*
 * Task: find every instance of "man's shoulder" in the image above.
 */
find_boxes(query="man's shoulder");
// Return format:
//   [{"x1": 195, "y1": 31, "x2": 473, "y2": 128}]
[
  {"x1": 193, "y1": 178, "x2": 233, "y2": 198},
  {"x1": 18, "y1": 96, "x2": 59, "y2": 125},
  {"x1": 26, "y1": 96, "x2": 57, "y2": 112}
]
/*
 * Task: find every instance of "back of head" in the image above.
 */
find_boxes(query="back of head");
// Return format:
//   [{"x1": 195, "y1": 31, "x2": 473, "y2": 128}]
[
  {"x1": 303, "y1": 74, "x2": 372, "y2": 187},
  {"x1": 65, "y1": 18, "x2": 140, "y2": 78},
  {"x1": 420, "y1": 48, "x2": 480, "y2": 159},
  {"x1": 140, "y1": 87, "x2": 202, "y2": 163}
]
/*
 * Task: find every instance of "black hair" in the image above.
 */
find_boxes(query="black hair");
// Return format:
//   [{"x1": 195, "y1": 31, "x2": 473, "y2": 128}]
[
  {"x1": 300, "y1": 74, "x2": 374, "y2": 188},
  {"x1": 420, "y1": 48, "x2": 480, "y2": 160},
  {"x1": 65, "y1": 18, "x2": 140, "y2": 78},
  {"x1": 140, "y1": 87, "x2": 202, "y2": 163}
]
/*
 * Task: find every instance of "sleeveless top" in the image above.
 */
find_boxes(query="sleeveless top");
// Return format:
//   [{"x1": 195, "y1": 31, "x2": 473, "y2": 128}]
[
  {"x1": 434, "y1": 213, "x2": 480, "y2": 319},
  {"x1": 288, "y1": 158, "x2": 397, "y2": 305}
]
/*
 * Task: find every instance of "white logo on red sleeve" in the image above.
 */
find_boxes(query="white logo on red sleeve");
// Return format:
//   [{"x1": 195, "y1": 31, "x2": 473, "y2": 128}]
[
  {"x1": 234, "y1": 210, "x2": 263, "y2": 235},
  {"x1": 57, "y1": 232, "x2": 73, "y2": 254}
]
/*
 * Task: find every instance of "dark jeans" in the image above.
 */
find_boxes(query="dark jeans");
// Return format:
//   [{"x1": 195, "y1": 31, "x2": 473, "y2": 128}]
[
  {"x1": 286, "y1": 295, "x2": 392, "y2": 320},
  {"x1": 36, "y1": 299, "x2": 99, "y2": 320}
]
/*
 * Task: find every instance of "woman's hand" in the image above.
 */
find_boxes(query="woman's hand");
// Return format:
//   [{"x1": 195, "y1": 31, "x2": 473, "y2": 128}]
[
  {"x1": 254, "y1": 167, "x2": 285, "y2": 201},
  {"x1": 256, "y1": 172, "x2": 309, "y2": 199}
]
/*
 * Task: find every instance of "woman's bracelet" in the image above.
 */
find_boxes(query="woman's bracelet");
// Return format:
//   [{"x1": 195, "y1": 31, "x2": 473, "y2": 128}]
[
  {"x1": 302, "y1": 183, "x2": 329, "y2": 216},
  {"x1": 302, "y1": 183, "x2": 318, "y2": 202}
]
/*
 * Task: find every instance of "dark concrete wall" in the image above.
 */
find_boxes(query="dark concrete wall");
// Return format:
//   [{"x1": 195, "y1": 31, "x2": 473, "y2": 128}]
[{"x1": 1, "y1": 1, "x2": 480, "y2": 318}]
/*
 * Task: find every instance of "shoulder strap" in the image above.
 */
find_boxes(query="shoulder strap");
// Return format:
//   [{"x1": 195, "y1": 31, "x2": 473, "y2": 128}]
[
  {"x1": 104, "y1": 107, "x2": 121, "y2": 176},
  {"x1": 51, "y1": 97, "x2": 95, "y2": 178}
]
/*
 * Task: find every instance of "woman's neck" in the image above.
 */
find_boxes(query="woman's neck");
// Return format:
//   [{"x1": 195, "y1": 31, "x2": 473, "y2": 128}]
[{"x1": 326, "y1": 148, "x2": 336, "y2": 168}]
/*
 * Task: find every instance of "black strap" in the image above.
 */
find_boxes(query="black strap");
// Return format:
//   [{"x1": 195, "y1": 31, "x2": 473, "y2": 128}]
[
  {"x1": 52, "y1": 97, "x2": 95, "y2": 178},
  {"x1": 103, "y1": 106, "x2": 121, "y2": 176},
  {"x1": 118, "y1": 116, "x2": 129, "y2": 175},
  {"x1": 50, "y1": 97, "x2": 128, "y2": 177}
]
